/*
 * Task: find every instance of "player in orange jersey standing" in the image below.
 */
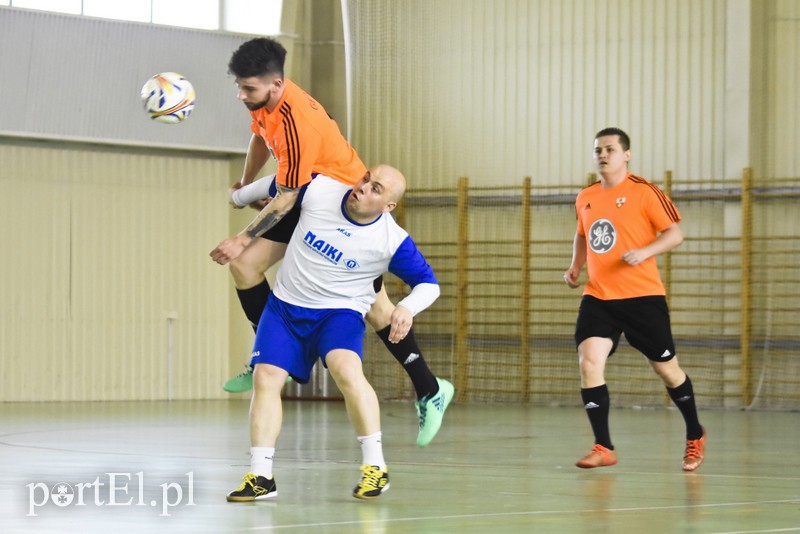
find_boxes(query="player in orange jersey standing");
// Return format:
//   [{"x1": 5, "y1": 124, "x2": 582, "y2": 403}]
[
  {"x1": 563, "y1": 127, "x2": 705, "y2": 471},
  {"x1": 209, "y1": 38, "x2": 453, "y2": 448}
]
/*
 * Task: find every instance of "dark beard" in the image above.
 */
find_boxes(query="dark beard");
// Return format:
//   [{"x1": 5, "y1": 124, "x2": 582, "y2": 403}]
[{"x1": 245, "y1": 98, "x2": 269, "y2": 111}]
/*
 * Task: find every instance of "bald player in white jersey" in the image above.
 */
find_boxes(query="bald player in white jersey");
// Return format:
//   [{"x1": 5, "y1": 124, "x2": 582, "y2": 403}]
[{"x1": 226, "y1": 165, "x2": 440, "y2": 503}]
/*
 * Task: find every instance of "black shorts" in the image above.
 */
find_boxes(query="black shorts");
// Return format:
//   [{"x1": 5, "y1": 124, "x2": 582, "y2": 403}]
[
  {"x1": 259, "y1": 199, "x2": 301, "y2": 244},
  {"x1": 257, "y1": 175, "x2": 309, "y2": 244},
  {"x1": 574, "y1": 295, "x2": 676, "y2": 361}
]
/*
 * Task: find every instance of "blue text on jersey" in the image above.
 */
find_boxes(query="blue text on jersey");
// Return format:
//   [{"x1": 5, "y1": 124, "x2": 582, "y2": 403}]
[{"x1": 303, "y1": 230, "x2": 344, "y2": 264}]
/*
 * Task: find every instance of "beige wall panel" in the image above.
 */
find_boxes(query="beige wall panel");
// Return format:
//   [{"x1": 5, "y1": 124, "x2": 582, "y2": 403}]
[
  {"x1": 347, "y1": 0, "x2": 727, "y2": 187},
  {"x1": 0, "y1": 150, "x2": 71, "y2": 400},
  {"x1": 765, "y1": 0, "x2": 800, "y2": 179},
  {"x1": 0, "y1": 142, "x2": 231, "y2": 401}
]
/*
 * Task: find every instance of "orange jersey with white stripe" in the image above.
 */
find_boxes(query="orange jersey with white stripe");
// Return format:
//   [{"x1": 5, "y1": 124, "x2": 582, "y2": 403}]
[
  {"x1": 249, "y1": 79, "x2": 366, "y2": 188},
  {"x1": 575, "y1": 173, "x2": 681, "y2": 300}
]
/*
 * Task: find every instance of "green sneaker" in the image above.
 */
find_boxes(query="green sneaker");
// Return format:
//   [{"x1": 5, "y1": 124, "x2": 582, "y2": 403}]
[
  {"x1": 223, "y1": 365, "x2": 253, "y2": 393},
  {"x1": 416, "y1": 378, "x2": 455, "y2": 447},
  {"x1": 223, "y1": 365, "x2": 293, "y2": 393}
]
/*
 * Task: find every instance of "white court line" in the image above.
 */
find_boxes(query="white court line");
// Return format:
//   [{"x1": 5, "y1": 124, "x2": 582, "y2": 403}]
[
  {"x1": 713, "y1": 529, "x2": 800, "y2": 534},
  {"x1": 240, "y1": 498, "x2": 800, "y2": 531},
  {"x1": 3, "y1": 433, "x2": 800, "y2": 483},
  {"x1": 581, "y1": 469, "x2": 800, "y2": 483},
  {"x1": 362, "y1": 461, "x2": 800, "y2": 483}
]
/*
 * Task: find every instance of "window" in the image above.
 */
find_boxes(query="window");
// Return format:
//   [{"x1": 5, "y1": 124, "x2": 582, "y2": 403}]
[
  {"x1": 224, "y1": 0, "x2": 282, "y2": 36},
  {"x1": 5, "y1": 0, "x2": 282, "y2": 34},
  {"x1": 11, "y1": 0, "x2": 81, "y2": 14},
  {"x1": 153, "y1": 0, "x2": 219, "y2": 30},
  {"x1": 83, "y1": 0, "x2": 150, "y2": 23}
]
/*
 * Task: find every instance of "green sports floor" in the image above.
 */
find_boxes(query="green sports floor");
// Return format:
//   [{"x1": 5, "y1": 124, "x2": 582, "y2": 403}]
[{"x1": 1, "y1": 399, "x2": 798, "y2": 533}]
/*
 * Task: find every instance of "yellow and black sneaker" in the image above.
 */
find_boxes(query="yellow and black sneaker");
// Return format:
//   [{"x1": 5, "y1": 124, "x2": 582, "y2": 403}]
[
  {"x1": 352, "y1": 464, "x2": 389, "y2": 500},
  {"x1": 226, "y1": 473, "x2": 277, "y2": 502}
]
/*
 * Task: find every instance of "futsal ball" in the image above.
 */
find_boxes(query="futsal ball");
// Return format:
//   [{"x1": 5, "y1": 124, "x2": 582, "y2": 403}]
[{"x1": 141, "y1": 72, "x2": 196, "y2": 124}]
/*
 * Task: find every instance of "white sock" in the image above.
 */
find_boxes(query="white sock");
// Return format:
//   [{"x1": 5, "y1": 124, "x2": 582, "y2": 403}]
[
  {"x1": 356, "y1": 432, "x2": 386, "y2": 470},
  {"x1": 250, "y1": 446, "x2": 275, "y2": 479}
]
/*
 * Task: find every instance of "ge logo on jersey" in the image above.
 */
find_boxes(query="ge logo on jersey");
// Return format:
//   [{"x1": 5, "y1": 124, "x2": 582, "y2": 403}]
[{"x1": 589, "y1": 218, "x2": 616, "y2": 254}]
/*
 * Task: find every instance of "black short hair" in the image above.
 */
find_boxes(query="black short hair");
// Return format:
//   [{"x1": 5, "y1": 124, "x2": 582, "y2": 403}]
[
  {"x1": 595, "y1": 127, "x2": 630, "y2": 151},
  {"x1": 228, "y1": 38, "x2": 287, "y2": 79}
]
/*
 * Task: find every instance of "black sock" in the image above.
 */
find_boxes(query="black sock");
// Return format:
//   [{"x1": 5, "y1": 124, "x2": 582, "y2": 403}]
[
  {"x1": 667, "y1": 375, "x2": 703, "y2": 440},
  {"x1": 581, "y1": 384, "x2": 613, "y2": 449},
  {"x1": 236, "y1": 279, "x2": 270, "y2": 333},
  {"x1": 375, "y1": 326, "x2": 439, "y2": 400}
]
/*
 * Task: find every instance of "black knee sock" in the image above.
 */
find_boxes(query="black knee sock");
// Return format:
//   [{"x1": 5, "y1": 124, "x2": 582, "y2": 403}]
[
  {"x1": 375, "y1": 326, "x2": 439, "y2": 400},
  {"x1": 667, "y1": 375, "x2": 703, "y2": 440},
  {"x1": 236, "y1": 279, "x2": 270, "y2": 332},
  {"x1": 581, "y1": 384, "x2": 613, "y2": 449}
]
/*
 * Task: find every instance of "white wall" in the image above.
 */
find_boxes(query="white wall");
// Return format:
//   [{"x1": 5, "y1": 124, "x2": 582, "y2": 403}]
[{"x1": 0, "y1": 7, "x2": 252, "y2": 152}]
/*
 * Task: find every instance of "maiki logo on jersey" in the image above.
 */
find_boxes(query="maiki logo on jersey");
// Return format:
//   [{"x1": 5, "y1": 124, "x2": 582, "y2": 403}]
[{"x1": 303, "y1": 230, "x2": 360, "y2": 269}]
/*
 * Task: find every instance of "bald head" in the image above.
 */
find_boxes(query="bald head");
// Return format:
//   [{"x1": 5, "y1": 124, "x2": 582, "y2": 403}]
[
  {"x1": 370, "y1": 164, "x2": 406, "y2": 203},
  {"x1": 344, "y1": 164, "x2": 407, "y2": 223}
]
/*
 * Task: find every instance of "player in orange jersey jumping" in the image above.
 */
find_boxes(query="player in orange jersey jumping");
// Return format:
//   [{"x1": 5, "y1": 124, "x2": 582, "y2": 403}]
[
  {"x1": 563, "y1": 127, "x2": 705, "y2": 472},
  {"x1": 209, "y1": 38, "x2": 453, "y2": 448}
]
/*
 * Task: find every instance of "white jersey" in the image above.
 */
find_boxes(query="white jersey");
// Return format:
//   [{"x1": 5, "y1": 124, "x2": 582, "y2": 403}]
[{"x1": 273, "y1": 175, "x2": 437, "y2": 315}]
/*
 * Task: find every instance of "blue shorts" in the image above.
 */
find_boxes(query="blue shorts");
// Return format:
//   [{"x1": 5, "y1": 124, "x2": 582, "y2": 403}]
[{"x1": 250, "y1": 295, "x2": 366, "y2": 383}]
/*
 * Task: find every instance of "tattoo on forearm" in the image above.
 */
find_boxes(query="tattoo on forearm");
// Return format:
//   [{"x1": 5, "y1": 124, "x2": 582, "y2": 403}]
[
  {"x1": 245, "y1": 186, "x2": 298, "y2": 239},
  {"x1": 246, "y1": 208, "x2": 289, "y2": 239}
]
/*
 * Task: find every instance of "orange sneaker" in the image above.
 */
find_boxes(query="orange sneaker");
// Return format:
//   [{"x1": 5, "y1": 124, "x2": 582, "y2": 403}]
[
  {"x1": 682, "y1": 428, "x2": 706, "y2": 471},
  {"x1": 576, "y1": 444, "x2": 617, "y2": 468}
]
